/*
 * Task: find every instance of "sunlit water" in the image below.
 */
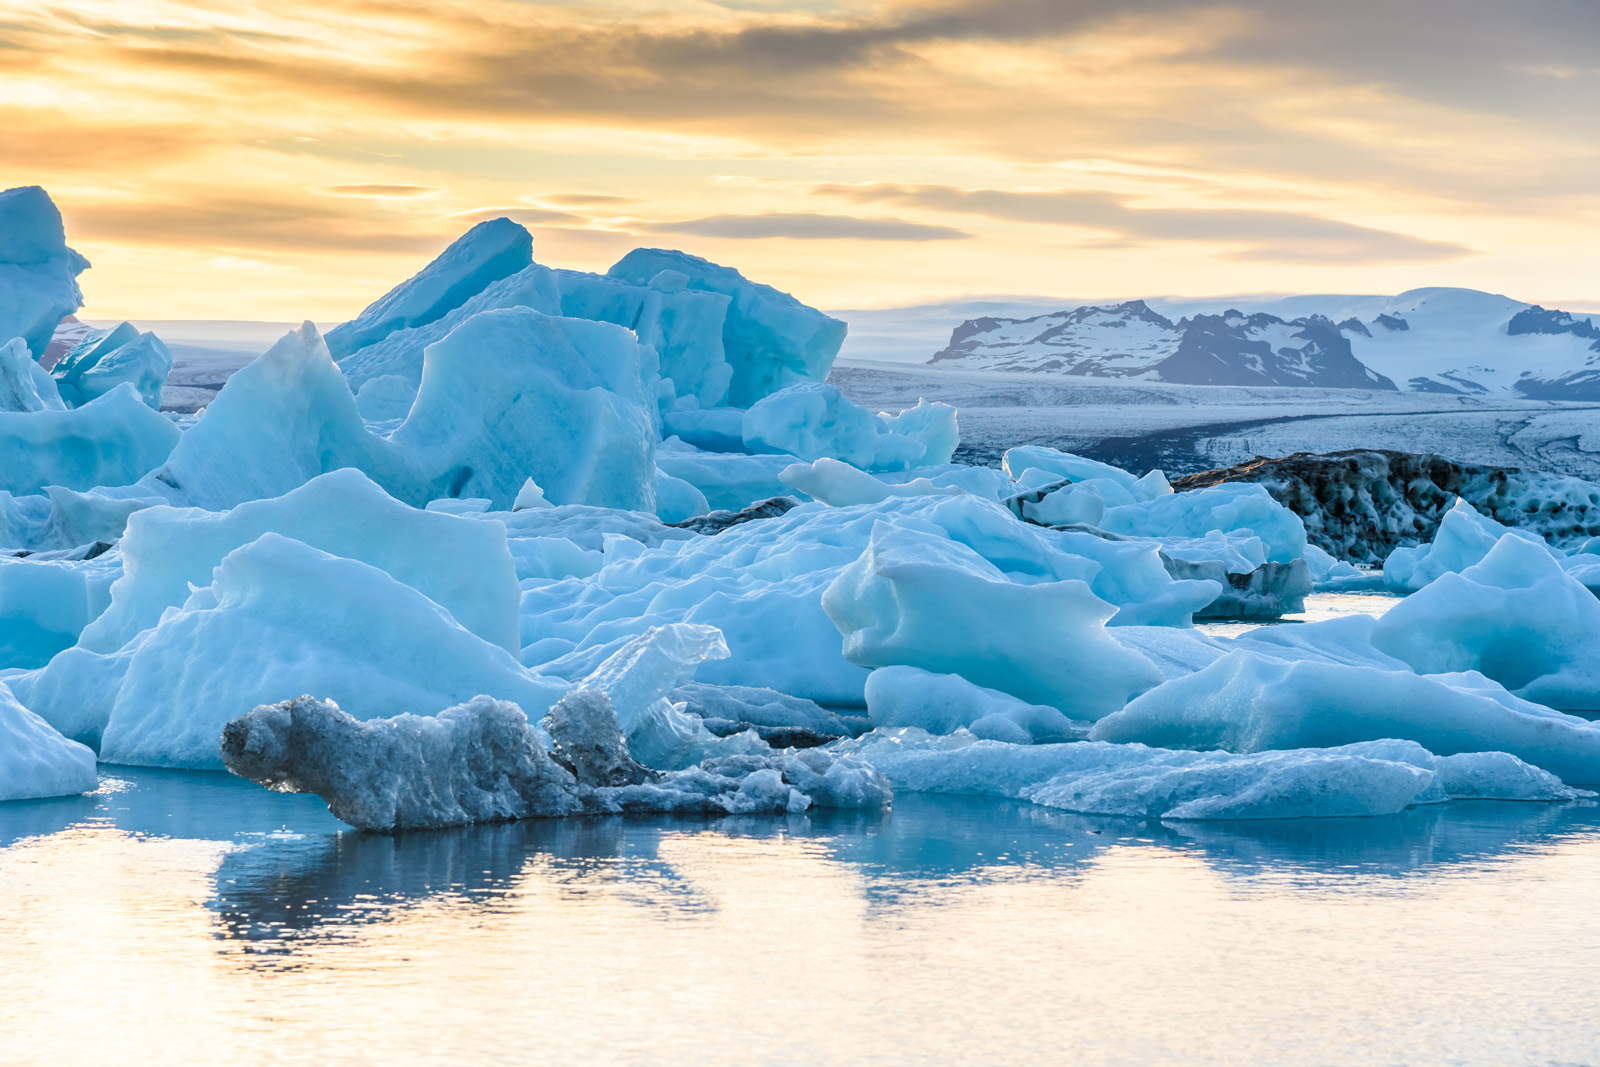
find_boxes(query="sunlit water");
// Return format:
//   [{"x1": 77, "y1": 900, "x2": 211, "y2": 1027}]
[
  {"x1": 1195, "y1": 589, "x2": 1402, "y2": 638},
  {"x1": 4, "y1": 768, "x2": 1600, "y2": 1066}
]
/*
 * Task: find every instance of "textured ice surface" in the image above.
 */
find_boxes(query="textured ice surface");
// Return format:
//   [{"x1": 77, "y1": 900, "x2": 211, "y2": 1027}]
[
  {"x1": 1370, "y1": 535, "x2": 1600, "y2": 711},
  {"x1": 822, "y1": 521, "x2": 1164, "y2": 717},
  {"x1": 77, "y1": 468, "x2": 520, "y2": 654},
  {"x1": 838, "y1": 729, "x2": 1579, "y2": 818},
  {"x1": 0, "y1": 384, "x2": 179, "y2": 496},
  {"x1": 51, "y1": 321, "x2": 172, "y2": 409},
  {"x1": 325, "y1": 218, "x2": 532, "y2": 359},
  {"x1": 0, "y1": 680, "x2": 96, "y2": 802},
  {"x1": 608, "y1": 248, "x2": 846, "y2": 407},
  {"x1": 1101, "y1": 483, "x2": 1307, "y2": 565},
  {"x1": 220, "y1": 691, "x2": 890, "y2": 831},
  {"x1": 0, "y1": 186, "x2": 88, "y2": 359},
  {"x1": 743, "y1": 383, "x2": 882, "y2": 467},
  {"x1": 387, "y1": 307, "x2": 657, "y2": 511},
  {"x1": 1092, "y1": 649, "x2": 1600, "y2": 785},
  {"x1": 864, "y1": 665, "x2": 1083, "y2": 744},
  {"x1": 0, "y1": 337, "x2": 65, "y2": 412},
  {"x1": 338, "y1": 263, "x2": 561, "y2": 392},
  {"x1": 1383, "y1": 499, "x2": 1548, "y2": 591},
  {"x1": 557, "y1": 267, "x2": 732, "y2": 408},
  {"x1": 779, "y1": 458, "x2": 965, "y2": 507},
  {"x1": 0, "y1": 552, "x2": 119, "y2": 668},
  {"x1": 34, "y1": 534, "x2": 566, "y2": 765}
]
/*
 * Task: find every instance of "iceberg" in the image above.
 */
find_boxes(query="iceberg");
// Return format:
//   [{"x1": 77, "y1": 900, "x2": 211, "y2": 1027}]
[
  {"x1": 324, "y1": 217, "x2": 532, "y2": 358},
  {"x1": 50, "y1": 321, "x2": 172, "y2": 409},
  {"x1": 389, "y1": 307, "x2": 657, "y2": 511},
  {"x1": 1370, "y1": 534, "x2": 1600, "y2": 711},
  {"x1": 1383, "y1": 498, "x2": 1550, "y2": 591},
  {"x1": 0, "y1": 186, "x2": 89, "y2": 359},
  {"x1": 1100, "y1": 483, "x2": 1308, "y2": 565},
  {"x1": 821, "y1": 521, "x2": 1164, "y2": 717},
  {"x1": 219, "y1": 690, "x2": 890, "y2": 831},
  {"x1": 34, "y1": 534, "x2": 567, "y2": 764},
  {"x1": 607, "y1": 248, "x2": 846, "y2": 407},
  {"x1": 864, "y1": 665, "x2": 1082, "y2": 744},
  {"x1": 0, "y1": 384, "x2": 179, "y2": 496},
  {"x1": 0, "y1": 553, "x2": 119, "y2": 668},
  {"x1": 1091, "y1": 649, "x2": 1600, "y2": 785},
  {"x1": 337, "y1": 262, "x2": 562, "y2": 393},
  {"x1": 743, "y1": 383, "x2": 881, "y2": 467},
  {"x1": 556, "y1": 267, "x2": 733, "y2": 408},
  {"x1": 0, "y1": 337, "x2": 66, "y2": 412},
  {"x1": 77, "y1": 468, "x2": 520, "y2": 654},
  {"x1": 0, "y1": 680, "x2": 97, "y2": 802}
]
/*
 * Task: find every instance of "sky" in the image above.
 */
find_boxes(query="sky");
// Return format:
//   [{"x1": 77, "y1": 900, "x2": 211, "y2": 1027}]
[{"x1": 3, "y1": 0, "x2": 1598, "y2": 321}]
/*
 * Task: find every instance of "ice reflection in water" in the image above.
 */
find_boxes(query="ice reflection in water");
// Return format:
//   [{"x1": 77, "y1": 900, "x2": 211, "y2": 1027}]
[{"x1": 3, "y1": 769, "x2": 1600, "y2": 1066}]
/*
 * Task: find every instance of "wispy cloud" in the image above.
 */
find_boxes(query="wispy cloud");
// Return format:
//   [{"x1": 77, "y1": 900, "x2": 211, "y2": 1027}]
[{"x1": 645, "y1": 212, "x2": 969, "y2": 241}]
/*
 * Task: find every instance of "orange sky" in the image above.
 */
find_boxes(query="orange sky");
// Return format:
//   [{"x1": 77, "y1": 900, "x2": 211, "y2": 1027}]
[{"x1": 4, "y1": 0, "x2": 1597, "y2": 320}]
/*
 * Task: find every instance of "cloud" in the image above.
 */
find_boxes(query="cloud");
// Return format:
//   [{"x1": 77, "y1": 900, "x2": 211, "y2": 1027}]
[
  {"x1": 645, "y1": 212, "x2": 970, "y2": 241},
  {"x1": 64, "y1": 196, "x2": 451, "y2": 254},
  {"x1": 813, "y1": 183, "x2": 1471, "y2": 262},
  {"x1": 529, "y1": 194, "x2": 641, "y2": 207},
  {"x1": 321, "y1": 184, "x2": 443, "y2": 198},
  {"x1": 450, "y1": 206, "x2": 589, "y2": 226}
]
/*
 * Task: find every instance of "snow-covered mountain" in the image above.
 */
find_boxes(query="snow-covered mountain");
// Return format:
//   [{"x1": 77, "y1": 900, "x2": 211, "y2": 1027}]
[{"x1": 929, "y1": 287, "x2": 1600, "y2": 396}]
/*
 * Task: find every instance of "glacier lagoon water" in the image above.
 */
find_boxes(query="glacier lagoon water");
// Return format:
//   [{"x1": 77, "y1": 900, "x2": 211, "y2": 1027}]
[{"x1": 4, "y1": 765, "x2": 1600, "y2": 1066}]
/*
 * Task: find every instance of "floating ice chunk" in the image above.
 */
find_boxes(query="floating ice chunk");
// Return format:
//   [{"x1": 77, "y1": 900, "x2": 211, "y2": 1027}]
[
  {"x1": 1383, "y1": 498, "x2": 1550, "y2": 591},
  {"x1": 656, "y1": 470, "x2": 710, "y2": 523},
  {"x1": 660, "y1": 407, "x2": 745, "y2": 452},
  {"x1": 1002, "y1": 446, "x2": 1140, "y2": 492},
  {"x1": 0, "y1": 337, "x2": 65, "y2": 412},
  {"x1": 556, "y1": 268, "x2": 732, "y2": 407},
  {"x1": 51, "y1": 321, "x2": 172, "y2": 409},
  {"x1": 821, "y1": 522, "x2": 1164, "y2": 718},
  {"x1": 1090, "y1": 649, "x2": 1600, "y2": 785},
  {"x1": 354, "y1": 374, "x2": 417, "y2": 420},
  {"x1": 325, "y1": 218, "x2": 533, "y2": 358},
  {"x1": 338, "y1": 262, "x2": 562, "y2": 392},
  {"x1": 76, "y1": 534, "x2": 566, "y2": 768},
  {"x1": 0, "y1": 186, "x2": 89, "y2": 358},
  {"x1": 779, "y1": 458, "x2": 964, "y2": 507},
  {"x1": 0, "y1": 680, "x2": 97, "y2": 802},
  {"x1": 1432, "y1": 751, "x2": 1584, "y2": 801},
  {"x1": 0, "y1": 383, "x2": 179, "y2": 496},
  {"x1": 875, "y1": 398, "x2": 959, "y2": 467},
  {"x1": 1305, "y1": 542, "x2": 1362, "y2": 583},
  {"x1": 1370, "y1": 534, "x2": 1600, "y2": 711},
  {"x1": 743, "y1": 383, "x2": 879, "y2": 467},
  {"x1": 391, "y1": 307, "x2": 657, "y2": 510},
  {"x1": 220, "y1": 691, "x2": 889, "y2": 831},
  {"x1": 607, "y1": 248, "x2": 847, "y2": 407},
  {"x1": 836, "y1": 729, "x2": 1442, "y2": 819},
  {"x1": 672, "y1": 682, "x2": 858, "y2": 742},
  {"x1": 78, "y1": 468, "x2": 520, "y2": 655},
  {"x1": 1160, "y1": 529, "x2": 1269, "y2": 574},
  {"x1": 864, "y1": 665, "x2": 1082, "y2": 743},
  {"x1": 1101, "y1": 483, "x2": 1308, "y2": 565},
  {"x1": 1023, "y1": 481, "x2": 1105, "y2": 527},
  {"x1": 0, "y1": 553, "x2": 119, "y2": 668}
]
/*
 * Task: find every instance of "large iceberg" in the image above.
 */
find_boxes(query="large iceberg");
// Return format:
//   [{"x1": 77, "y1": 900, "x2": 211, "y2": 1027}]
[
  {"x1": 388, "y1": 307, "x2": 657, "y2": 511},
  {"x1": 337, "y1": 263, "x2": 562, "y2": 393},
  {"x1": 30, "y1": 534, "x2": 566, "y2": 764},
  {"x1": 607, "y1": 249, "x2": 846, "y2": 407},
  {"x1": 0, "y1": 337, "x2": 66, "y2": 412},
  {"x1": 324, "y1": 217, "x2": 532, "y2": 359},
  {"x1": 0, "y1": 186, "x2": 89, "y2": 359}
]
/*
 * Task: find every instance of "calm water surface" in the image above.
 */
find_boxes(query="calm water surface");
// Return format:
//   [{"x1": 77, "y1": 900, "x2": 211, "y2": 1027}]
[{"x1": 3, "y1": 766, "x2": 1599, "y2": 1066}]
